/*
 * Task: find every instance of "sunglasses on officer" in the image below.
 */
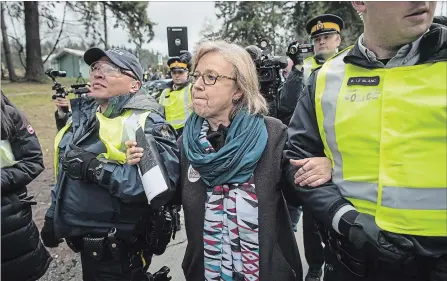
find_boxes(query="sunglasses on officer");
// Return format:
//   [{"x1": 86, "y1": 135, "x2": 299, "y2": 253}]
[{"x1": 90, "y1": 61, "x2": 138, "y2": 81}]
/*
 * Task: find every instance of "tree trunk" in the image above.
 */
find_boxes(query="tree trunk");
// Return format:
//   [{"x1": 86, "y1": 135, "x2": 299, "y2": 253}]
[
  {"x1": 102, "y1": 2, "x2": 108, "y2": 49},
  {"x1": 24, "y1": 1, "x2": 45, "y2": 82},
  {"x1": 1, "y1": 3, "x2": 18, "y2": 82}
]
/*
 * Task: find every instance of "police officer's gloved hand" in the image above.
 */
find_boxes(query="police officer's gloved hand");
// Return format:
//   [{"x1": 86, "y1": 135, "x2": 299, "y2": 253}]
[
  {"x1": 144, "y1": 266, "x2": 171, "y2": 281},
  {"x1": 41, "y1": 217, "x2": 63, "y2": 248},
  {"x1": 286, "y1": 41, "x2": 304, "y2": 67},
  {"x1": 344, "y1": 212, "x2": 414, "y2": 263},
  {"x1": 62, "y1": 144, "x2": 100, "y2": 183}
]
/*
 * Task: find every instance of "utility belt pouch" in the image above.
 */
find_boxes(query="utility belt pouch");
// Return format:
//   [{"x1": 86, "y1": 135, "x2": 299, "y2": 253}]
[
  {"x1": 107, "y1": 228, "x2": 120, "y2": 260},
  {"x1": 146, "y1": 207, "x2": 174, "y2": 256},
  {"x1": 83, "y1": 236, "x2": 105, "y2": 261}
]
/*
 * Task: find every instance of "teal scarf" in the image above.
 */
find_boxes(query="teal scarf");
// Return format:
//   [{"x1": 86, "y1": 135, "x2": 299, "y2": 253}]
[{"x1": 183, "y1": 110, "x2": 268, "y2": 186}]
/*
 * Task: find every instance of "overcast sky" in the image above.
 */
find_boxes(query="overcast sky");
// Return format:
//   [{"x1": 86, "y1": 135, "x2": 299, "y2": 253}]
[{"x1": 4, "y1": 1, "x2": 447, "y2": 56}]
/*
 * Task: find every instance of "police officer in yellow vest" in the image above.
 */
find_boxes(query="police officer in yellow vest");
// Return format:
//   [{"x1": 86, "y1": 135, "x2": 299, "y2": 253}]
[
  {"x1": 159, "y1": 52, "x2": 193, "y2": 137},
  {"x1": 41, "y1": 47, "x2": 180, "y2": 281},
  {"x1": 279, "y1": 15, "x2": 345, "y2": 281},
  {"x1": 278, "y1": 14, "x2": 343, "y2": 126},
  {"x1": 284, "y1": 2, "x2": 447, "y2": 281}
]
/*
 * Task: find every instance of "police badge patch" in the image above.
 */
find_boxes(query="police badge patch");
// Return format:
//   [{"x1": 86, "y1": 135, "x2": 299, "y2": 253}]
[{"x1": 316, "y1": 21, "x2": 324, "y2": 30}]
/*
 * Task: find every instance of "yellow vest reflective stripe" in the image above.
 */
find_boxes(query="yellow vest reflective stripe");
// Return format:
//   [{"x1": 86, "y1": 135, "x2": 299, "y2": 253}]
[
  {"x1": 54, "y1": 110, "x2": 151, "y2": 178},
  {"x1": 159, "y1": 84, "x2": 192, "y2": 130},
  {"x1": 54, "y1": 122, "x2": 72, "y2": 178},
  {"x1": 315, "y1": 47, "x2": 447, "y2": 236},
  {"x1": 303, "y1": 56, "x2": 321, "y2": 84},
  {"x1": 0, "y1": 140, "x2": 18, "y2": 168}
]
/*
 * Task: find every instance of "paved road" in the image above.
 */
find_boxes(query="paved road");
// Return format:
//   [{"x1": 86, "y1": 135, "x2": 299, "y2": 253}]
[{"x1": 149, "y1": 216, "x2": 310, "y2": 281}]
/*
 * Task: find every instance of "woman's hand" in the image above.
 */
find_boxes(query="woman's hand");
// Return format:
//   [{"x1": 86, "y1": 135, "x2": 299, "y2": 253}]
[
  {"x1": 290, "y1": 157, "x2": 332, "y2": 187},
  {"x1": 125, "y1": 140, "x2": 144, "y2": 165}
]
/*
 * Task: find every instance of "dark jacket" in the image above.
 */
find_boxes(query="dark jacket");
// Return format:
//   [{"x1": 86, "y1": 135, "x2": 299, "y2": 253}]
[
  {"x1": 277, "y1": 56, "x2": 325, "y2": 125},
  {"x1": 283, "y1": 24, "x2": 447, "y2": 255},
  {"x1": 1, "y1": 102, "x2": 52, "y2": 281},
  {"x1": 46, "y1": 90, "x2": 180, "y2": 241},
  {"x1": 176, "y1": 116, "x2": 303, "y2": 281}
]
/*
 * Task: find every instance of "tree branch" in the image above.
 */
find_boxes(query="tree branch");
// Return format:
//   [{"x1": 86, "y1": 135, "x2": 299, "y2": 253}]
[
  {"x1": 8, "y1": 35, "x2": 25, "y2": 69},
  {"x1": 43, "y1": 2, "x2": 67, "y2": 64}
]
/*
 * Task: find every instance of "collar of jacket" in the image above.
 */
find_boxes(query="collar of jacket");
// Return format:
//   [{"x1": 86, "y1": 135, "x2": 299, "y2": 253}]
[
  {"x1": 106, "y1": 87, "x2": 165, "y2": 118},
  {"x1": 344, "y1": 23, "x2": 447, "y2": 69},
  {"x1": 169, "y1": 78, "x2": 191, "y2": 91},
  {"x1": 313, "y1": 54, "x2": 326, "y2": 65}
]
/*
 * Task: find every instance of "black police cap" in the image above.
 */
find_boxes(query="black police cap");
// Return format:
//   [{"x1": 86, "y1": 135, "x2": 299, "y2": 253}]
[
  {"x1": 167, "y1": 51, "x2": 192, "y2": 71},
  {"x1": 306, "y1": 14, "x2": 344, "y2": 38}
]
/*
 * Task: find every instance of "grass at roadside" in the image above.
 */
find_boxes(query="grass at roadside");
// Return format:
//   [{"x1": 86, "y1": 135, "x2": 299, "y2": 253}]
[
  {"x1": 0, "y1": 78, "x2": 86, "y2": 171},
  {"x1": 1, "y1": 78, "x2": 88, "y2": 95}
]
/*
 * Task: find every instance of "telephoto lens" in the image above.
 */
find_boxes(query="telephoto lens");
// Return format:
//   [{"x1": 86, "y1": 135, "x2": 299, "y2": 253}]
[{"x1": 50, "y1": 70, "x2": 67, "y2": 77}]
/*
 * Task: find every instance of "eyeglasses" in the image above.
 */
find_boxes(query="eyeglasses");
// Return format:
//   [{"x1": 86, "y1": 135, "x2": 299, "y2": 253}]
[
  {"x1": 90, "y1": 61, "x2": 138, "y2": 80},
  {"x1": 191, "y1": 70, "x2": 236, "y2": 86}
]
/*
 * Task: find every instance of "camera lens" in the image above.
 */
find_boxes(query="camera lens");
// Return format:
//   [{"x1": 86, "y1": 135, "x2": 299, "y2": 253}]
[
  {"x1": 289, "y1": 46, "x2": 298, "y2": 55},
  {"x1": 50, "y1": 70, "x2": 67, "y2": 77}
]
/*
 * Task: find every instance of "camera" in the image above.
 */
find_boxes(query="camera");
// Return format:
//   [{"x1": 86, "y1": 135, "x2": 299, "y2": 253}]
[
  {"x1": 46, "y1": 69, "x2": 67, "y2": 78},
  {"x1": 45, "y1": 68, "x2": 89, "y2": 100},
  {"x1": 287, "y1": 42, "x2": 314, "y2": 55},
  {"x1": 246, "y1": 41, "x2": 288, "y2": 101}
]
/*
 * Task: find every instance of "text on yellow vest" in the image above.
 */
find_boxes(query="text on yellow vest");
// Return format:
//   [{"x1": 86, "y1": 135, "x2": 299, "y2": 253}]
[{"x1": 314, "y1": 47, "x2": 447, "y2": 236}]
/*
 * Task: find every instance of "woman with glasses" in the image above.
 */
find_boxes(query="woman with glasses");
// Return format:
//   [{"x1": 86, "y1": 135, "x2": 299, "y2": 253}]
[{"x1": 128, "y1": 41, "x2": 303, "y2": 281}]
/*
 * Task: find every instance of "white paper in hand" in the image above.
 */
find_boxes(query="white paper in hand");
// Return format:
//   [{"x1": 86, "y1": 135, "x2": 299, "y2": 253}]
[{"x1": 134, "y1": 126, "x2": 169, "y2": 204}]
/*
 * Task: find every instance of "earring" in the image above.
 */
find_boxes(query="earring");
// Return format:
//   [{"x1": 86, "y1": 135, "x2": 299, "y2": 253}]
[{"x1": 232, "y1": 98, "x2": 239, "y2": 104}]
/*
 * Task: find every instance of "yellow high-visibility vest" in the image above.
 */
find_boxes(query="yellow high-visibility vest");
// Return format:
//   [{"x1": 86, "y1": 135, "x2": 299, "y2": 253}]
[
  {"x1": 303, "y1": 56, "x2": 321, "y2": 85},
  {"x1": 54, "y1": 110, "x2": 150, "y2": 178},
  {"x1": 0, "y1": 140, "x2": 18, "y2": 168},
  {"x1": 159, "y1": 83, "x2": 192, "y2": 130},
  {"x1": 315, "y1": 47, "x2": 447, "y2": 236}
]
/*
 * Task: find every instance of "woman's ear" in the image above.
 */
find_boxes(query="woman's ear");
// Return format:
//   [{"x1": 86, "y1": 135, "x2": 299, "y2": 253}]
[{"x1": 232, "y1": 89, "x2": 243, "y2": 102}]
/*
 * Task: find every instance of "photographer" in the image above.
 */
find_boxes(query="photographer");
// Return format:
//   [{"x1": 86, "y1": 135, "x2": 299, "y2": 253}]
[
  {"x1": 54, "y1": 97, "x2": 71, "y2": 131},
  {"x1": 245, "y1": 43, "x2": 289, "y2": 119},
  {"x1": 279, "y1": 14, "x2": 344, "y2": 281}
]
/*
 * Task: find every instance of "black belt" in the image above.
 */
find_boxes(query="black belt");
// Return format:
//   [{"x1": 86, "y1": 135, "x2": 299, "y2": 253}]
[{"x1": 66, "y1": 228, "x2": 124, "y2": 261}]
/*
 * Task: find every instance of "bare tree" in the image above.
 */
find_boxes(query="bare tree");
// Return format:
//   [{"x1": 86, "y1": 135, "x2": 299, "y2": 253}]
[
  {"x1": 1, "y1": 2, "x2": 17, "y2": 81},
  {"x1": 24, "y1": 1, "x2": 45, "y2": 82}
]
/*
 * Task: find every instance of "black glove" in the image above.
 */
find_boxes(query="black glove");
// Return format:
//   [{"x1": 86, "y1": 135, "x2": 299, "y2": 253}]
[
  {"x1": 286, "y1": 41, "x2": 304, "y2": 66},
  {"x1": 347, "y1": 213, "x2": 414, "y2": 263},
  {"x1": 62, "y1": 144, "x2": 101, "y2": 182},
  {"x1": 41, "y1": 218, "x2": 63, "y2": 248},
  {"x1": 145, "y1": 266, "x2": 172, "y2": 281}
]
